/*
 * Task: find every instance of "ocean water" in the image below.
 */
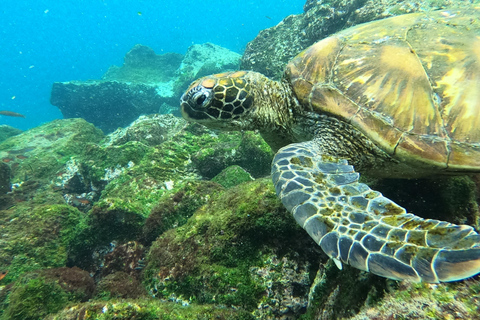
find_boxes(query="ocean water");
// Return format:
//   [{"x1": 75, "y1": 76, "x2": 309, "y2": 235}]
[{"x1": 0, "y1": 0, "x2": 304, "y2": 131}]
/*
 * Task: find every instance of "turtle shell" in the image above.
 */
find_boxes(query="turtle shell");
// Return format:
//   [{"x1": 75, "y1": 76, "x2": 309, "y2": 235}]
[{"x1": 285, "y1": 7, "x2": 480, "y2": 171}]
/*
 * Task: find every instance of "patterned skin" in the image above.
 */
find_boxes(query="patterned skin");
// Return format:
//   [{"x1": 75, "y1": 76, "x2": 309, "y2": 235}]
[{"x1": 180, "y1": 8, "x2": 480, "y2": 282}]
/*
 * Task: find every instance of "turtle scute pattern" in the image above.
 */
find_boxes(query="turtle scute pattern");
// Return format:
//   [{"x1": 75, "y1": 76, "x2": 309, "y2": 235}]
[
  {"x1": 272, "y1": 141, "x2": 480, "y2": 283},
  {"x1": 285, "y1": 8, "x2": 480, "y2": 171}
]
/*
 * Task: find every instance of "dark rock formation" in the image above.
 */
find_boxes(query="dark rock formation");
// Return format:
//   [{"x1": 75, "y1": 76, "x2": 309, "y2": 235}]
[
  {"x1": 50, "y1": 43, "x2": 241, "y2": 133},
  {"x1": 0, "y1": 125, "x2": 22, "y2": 143},
  {"x1": 51, "y1": 80, "x2": 175, "y2": 133},
  {"x1": 0, "y1": 162, "x2": 10, "y2": 194},
  {"x1": 241, "y1": 0, "x2": 478, "y2": 79}
]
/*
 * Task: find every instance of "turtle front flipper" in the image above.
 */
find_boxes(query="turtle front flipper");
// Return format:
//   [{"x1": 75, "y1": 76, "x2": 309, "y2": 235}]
[{"x1": 272, "y1": 141, "x2": 480, "y2": 283}]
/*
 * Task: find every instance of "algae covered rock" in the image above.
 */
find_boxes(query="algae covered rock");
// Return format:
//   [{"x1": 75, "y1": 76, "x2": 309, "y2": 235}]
[
  {"x1": 175, "y1": 42, "x2": 241, "y2": 94},
  {"x1": 143, "y1": 178, "x2": 322, "y2": 316},
  {"x1": 211, "y1": 165, "x2": 254, "y2": 188},
  {"x1": 192, "y1": 130, "x2": 274, "y2": 179},
  {"x1": 0, "y1": 118, "x2": 103, "y2": 184},
  {"x1": 50, "y1": 43, "x2": 241, "y2": 133},
  {"x1": 0, "y1": 124, "x2": 22, "y2": 143},
  {"x1": 102, "y1": 44, "x2": 183, "y2": 83},
  {"x1": 102, "y1": 113, "x2": 187, "y2": 147},
  {"x1": 0, "y1": 162, "x2": 10, "y2": 194},
  {"x1": 0, "y1": 205, "x2": 88, "y2": 283},
  {"x1": 1, "y1": 267, "x2": 94, "y2": 320},
  {"x1": 47, "y1": 300, "x2": 254, "y2": 320}
]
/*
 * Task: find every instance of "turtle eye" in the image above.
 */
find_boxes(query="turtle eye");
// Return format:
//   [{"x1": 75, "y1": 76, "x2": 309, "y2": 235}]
[
  {"x1": 190, "y1": 88, "x2": 212, "y2": 109},
  {"x1": 195, "y1": 94, "x2": 207, "y2": 106}
]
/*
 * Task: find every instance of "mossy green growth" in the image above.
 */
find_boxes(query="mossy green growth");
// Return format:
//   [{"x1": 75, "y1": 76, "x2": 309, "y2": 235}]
[
  {"x1": 47, "y1": 299, "x2": 254, "y2": 320},
  {"x1": 1, "y1": 276, "x2": 70, "y2": 320},
  {"x1": 192, "y1": 131, "x2": 273, "y2": 179},
  {"x1": 1, "y1": 267, "x2": 94, "y2": 320},
  {"x1": 0, "y1": 119, "x2": 104, "y2": 184},
  {"x1": 349, "y1": 280, "x2": 480, "y2": 319},
  {"x1": 0, "y1": 204, "x2": 88, "y2": 283},
  {"x1": 144, "y1": 178, "x2": 311, "y2": 311},
  {"x1": 0, "y1": 125, "x2": 22, "y2": 143},
  {"x1": 211, "y1": 165, "x2": 254, "y2": 188}
]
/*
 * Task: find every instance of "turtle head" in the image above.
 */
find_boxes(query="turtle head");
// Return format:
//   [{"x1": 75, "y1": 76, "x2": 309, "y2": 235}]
[{"x1": 180, "y1": 71, "x2": 255, "y2": 130}]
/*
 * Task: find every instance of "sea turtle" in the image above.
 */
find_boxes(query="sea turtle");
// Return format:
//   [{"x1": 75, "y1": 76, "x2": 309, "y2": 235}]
[{"x1": 180, "y1": 8, "x2": 480, "y2": 283}]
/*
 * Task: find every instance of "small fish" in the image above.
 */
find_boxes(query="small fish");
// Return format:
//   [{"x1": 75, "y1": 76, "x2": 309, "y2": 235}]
[
  {"x1": 2, "y1": 158, "x2": 14, "y2": 163},
  {"x1": 265, "y1": 15, "x2": 272, "y2": 19},
  {"x1": 137, "y1": 11, "x2": 142, "y2": 16},
  {"x1": 0, "y1": 111, "x2": 26, "y2": 118},
  {"x1": 0, "y1": 271, "x2": 7, "y2": 281},
  {"x1": 16, "y1": 155, "x2": 28, "y2": 160}
]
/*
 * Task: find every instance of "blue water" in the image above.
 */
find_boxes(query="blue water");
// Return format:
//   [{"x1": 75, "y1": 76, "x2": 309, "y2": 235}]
[{"x1": 1, "y1": 0, "x2": 304, "y2": 131}]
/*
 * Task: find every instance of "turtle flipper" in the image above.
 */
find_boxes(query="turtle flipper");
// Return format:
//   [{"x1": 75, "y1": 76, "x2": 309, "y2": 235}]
[{"x1": 272, "y1": 141, "x2": 480, "y2": 282}]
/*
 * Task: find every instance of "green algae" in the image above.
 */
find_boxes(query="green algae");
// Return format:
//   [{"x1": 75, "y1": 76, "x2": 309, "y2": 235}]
[
  {"x1": 211, "y1": 165, "x2": 254, "y2": 188},
  {"x1": 0, "y1": 205, "x2": 88, "y2": 283},
  {"x1": 1, "y1": 267, "x2": 94, "y2": 320},
  {"x1": 0, "y1": 119, "x2": 103, "y2": 184},
  {"x1": 143, "y1": 178, "x2": 318, "y2": 312},
  {"x1": 348, "y1": 280, "x2": 480, "y2": 319},
  {"x1": 47, "y1": 299, "x2": 254, "y2": 320}
]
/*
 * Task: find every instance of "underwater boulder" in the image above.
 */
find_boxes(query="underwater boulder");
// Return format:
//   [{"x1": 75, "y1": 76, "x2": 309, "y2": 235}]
[
  {"x1": 0, "y1": 162, "x2": 11, "y2": 195},
  {"x1": 50, "y1": 43, "x2": 241, "y2": 134},
  {"x1": 143, "y1": 178, "x2": 323, "y2": 317},
  {"x1": 0, "y1": 124, "x2": 22, "y2": 143},
  {"x1": 1, "y1": 267, "x2": 94, "y2": 320},
  {"x1": 174, "y1": 42, "x2": 242, "y2": 95}
]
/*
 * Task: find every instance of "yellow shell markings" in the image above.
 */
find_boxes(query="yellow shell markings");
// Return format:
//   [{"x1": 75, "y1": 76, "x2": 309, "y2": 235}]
[
  {"x1": 435, "y1": 36, "x2": 480, "y2": 142},
  {"x1": 287, "y1": 7, "x2": 480, "y2": 170}
]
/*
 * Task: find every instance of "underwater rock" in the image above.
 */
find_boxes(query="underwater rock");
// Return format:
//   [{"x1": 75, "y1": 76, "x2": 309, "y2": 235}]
[
  {"x1": 0, "y1": 124, "x2": 22, "y2": 143},
  {"x1": 50, "y1": 43, "x2": 241, "y2": 133},
  {"x1": 143, "y1": 178, "x2": 323, "y2": 316},
  {"x1": 175, "y1": 42, "x2": 241, "y2": 94},
  {"x1": 0, "y1": 162, "x2": 11, "y2": 194},
  {"x1": 141, "y1": 180, "x2": 223, "y2": 245},
  {"x1": 0, "y1": 205, "x2": 88, "y2": 283},
  {"x1": 241, "y1": 0, "x2": 479, "y2": 79},
  {"x1": 211, "y1": 165, "x2": 254, "y2": 188},
  {"x1": 347, "y1": 280, "x2": 480, "y2": 319},
  {"x1": 102, "y1": 113, "x2": 187, "y2": 147},
  {"x1": 99, "y1": 241, "x2": 145, "y2": 278},
  {"x1": 1, "y1": 267, "x2": 94, "y2": 320},
  {"x1": 0, "y1": 118, "x2": 103, "y2": 185},
  {"x1": 48, "y1": 299, "x2": 253, "y2": 320},
  {"x1": 94, "y1": 271, "x2": 146, "y2": 299},
  {"x1": 50, "y1": 80, "x2": 176, "y2": 134},
  {"x1": 192, "y1": 130, "x2": 274, "y2": 179},
  {"x1": 102, "y1": 44, "x2": 183, "y2": 83}
]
